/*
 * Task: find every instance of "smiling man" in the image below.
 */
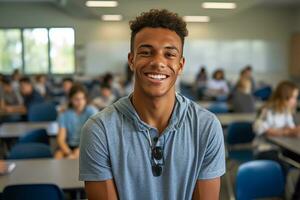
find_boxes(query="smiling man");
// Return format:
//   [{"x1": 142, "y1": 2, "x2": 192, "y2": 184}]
[{"x1": 79, "y1": 9, "x2": 225, "y2": 200}]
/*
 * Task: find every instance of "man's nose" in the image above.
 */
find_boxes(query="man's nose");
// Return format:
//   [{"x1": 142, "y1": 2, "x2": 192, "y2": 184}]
[{"x1": 149, "y1": 54, "x2": 166, "y2": 69}]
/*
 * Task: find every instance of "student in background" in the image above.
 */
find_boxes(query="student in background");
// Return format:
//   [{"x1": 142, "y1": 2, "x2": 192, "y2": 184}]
[
  {"x1": 194, "y1": 66, "x2": 207, "y2": 99},
  {"x1": 253, "y1": 81, "x2": 300, "y2": 159},
  {"x1": 205, "y1": 69, "x2": 229, "y2": 99},
  {"x1": 231, "y1": 77, "x2": 255, "y2": 113},
  {"x1": 55, "y1": 84, "x2": 97, "y2": 159},
  {"x1": 92, "y1": 83, "x2": 116, "y2": 110},
  {"x1": 34, "y1": 74, "x2": 47, "y2": 97},
  {"x1": 0, "y1": 77, "x2": 23, "y2": 111},
  {"x1": 57, "y1": 78, "x2": 74, "y2": 112},
  {"x1": 11, "y1": 69, "x2": 21, "y2": 91},
  {"x1": 240, "y1": 65, "x2": 256, "y2": 93},
  {"x1": 19, "y1": 77, "x2": 44, "y2": 111}
]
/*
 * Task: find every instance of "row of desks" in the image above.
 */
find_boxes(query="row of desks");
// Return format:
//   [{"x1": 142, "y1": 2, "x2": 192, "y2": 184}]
[{"x1": 0, "y1": 113, "x2": 257, "y2": 139}]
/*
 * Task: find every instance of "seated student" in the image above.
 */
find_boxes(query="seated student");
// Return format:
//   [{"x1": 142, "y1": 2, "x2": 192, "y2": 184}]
[
  {"x1": 55, "y1": 84, "x2": 97, "y2": 159},
  {"x1": 0, "y1": 77, "x2": 23, "y2": 112},
  {"x1": 231, "y1": 77, "x2": 255, "y2": 113},
  {"x1": 92, "y1": 83, "x2": 116, "y2": 110},
  {"x1": 19, "y1": 77, "x2": 44, "y2": 111},
  {"x1": 205, "y1": 69, "x2": 229, "y2": 99},
  {"x1": 34, "y1": 74, "x2": 47, "y2": 97},
  {"x1": 253, "y1": 80, "x2": 300, "y2": 158},
  {"x1": 57, "y1": 77, "x2": 74, "y2": 112}
]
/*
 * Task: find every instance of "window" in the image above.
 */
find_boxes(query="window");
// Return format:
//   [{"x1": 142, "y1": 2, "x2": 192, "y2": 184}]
[
  {"x1": 49, "y1": 28, "x2": 75, "y2": 74},
  {"x1": 0, "y1": 29, "x2": 22, "y2": 74},
  {"x1": 0, "y1": 27, "x2": 75, "y2": 74},
  {"x1": 24, "y1": 28, "x2": 49, "y2": 74}
]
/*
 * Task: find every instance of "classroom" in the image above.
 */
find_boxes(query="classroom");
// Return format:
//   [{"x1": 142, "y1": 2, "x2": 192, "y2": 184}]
[{"x1": 0, "y1": 0, "x2": 300, "y2": 199}]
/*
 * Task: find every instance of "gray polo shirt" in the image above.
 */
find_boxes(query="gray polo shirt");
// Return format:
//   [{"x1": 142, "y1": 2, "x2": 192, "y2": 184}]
[{"x1": 79, "y1": 93, "x2": 225, "y2": 200}]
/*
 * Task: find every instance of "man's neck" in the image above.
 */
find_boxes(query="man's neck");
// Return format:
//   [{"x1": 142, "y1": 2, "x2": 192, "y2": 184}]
[{"x1": 131, "y1": 91, "x2": 176, "y2": 134}]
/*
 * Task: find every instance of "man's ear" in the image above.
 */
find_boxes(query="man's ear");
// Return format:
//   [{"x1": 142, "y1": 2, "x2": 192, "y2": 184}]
[
  {"x1": 178, "y1": 57, "x2": 185, "y2": 75},
  {"x1": 128, "y1": 53, "x2": 134, "y2": 71}
]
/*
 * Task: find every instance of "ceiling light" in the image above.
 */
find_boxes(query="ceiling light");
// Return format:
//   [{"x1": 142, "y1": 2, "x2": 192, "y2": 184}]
[
  {"x1": 86, "y1": 1, "x2": 118, "y2": 7},
  {"x1": 183, "y1": 16, "x2": 210, "y2": 23},
  {"x1": 202, "y1": 2, "x2": 236, "y2": 9},
  {"x1": 101, "y1": 15, "x2": 123, "y2": 21}
]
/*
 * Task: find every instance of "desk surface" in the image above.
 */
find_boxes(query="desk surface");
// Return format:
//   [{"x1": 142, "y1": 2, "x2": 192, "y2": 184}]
[
  {"x1": 0, "y1": 159, "x2": 83, "y2": 192},
  {"x1": 0, "y1": 122, "x2": 58, "y2": 138},
  {"x1": 216, "y1": 113, "x2": 256, "y2": 127},
  {"x1": 267, "y1": 136, "x2": 300, "y2": 156}
]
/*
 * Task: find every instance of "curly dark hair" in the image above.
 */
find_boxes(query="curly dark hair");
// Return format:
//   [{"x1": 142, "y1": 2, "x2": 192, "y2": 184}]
[{"x1": 129, "y1": 9, "x2": 188, "y2": 53}]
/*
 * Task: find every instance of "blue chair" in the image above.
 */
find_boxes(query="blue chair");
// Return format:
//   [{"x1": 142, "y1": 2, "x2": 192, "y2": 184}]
[
  {"x1": 225, "y1": 121, "x2": 256, "y2": 199},
  {"x1": 3, "y1": 184, "x2": 64, "y2": 200},
  {"x1": 236, "y1": 160, "x2": 285, "y2": 200},
  {"x1": 28, "y1": 102, "x2": 57, "y2": 122},
  {"x1": 253, "y1": 86, "x2": 272, "y2": 101},
  {"x1": 207, "y1": 102, "x2": 229, "y2": 114},
  {"x1": 18, "y1": 129, "x2": 49, "y2": 145},
  {"x1": 226, "y1": 121, "x2": 255, "y2": 162},
  {"x1": 7, "y1": 143, "x2": 53, "y2": 159}
]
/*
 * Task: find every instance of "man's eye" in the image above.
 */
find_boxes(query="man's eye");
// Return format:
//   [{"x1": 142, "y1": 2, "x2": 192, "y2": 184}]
[
  {"x1": 166, "y1": 52, "x2": 176, "y2": 58},
  {"x1": 138, "y1": 51, "x2": 151, "y2": 56}
]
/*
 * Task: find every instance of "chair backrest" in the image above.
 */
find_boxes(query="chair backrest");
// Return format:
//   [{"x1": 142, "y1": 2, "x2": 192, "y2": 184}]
[
  {"x1": 28, "y1": 102, "x2": 57, "y2": 122},
  {"x1": 3, "y1": 184, "x2": 64, "y2": 200},
  {"x1": 236, "y1": 160, "x2": 285, "y2": 200},
  {"x1": 18, "y1": 128, "x2": 49, "y2": 145},
  {"x1": 253, "y1": 86, "x2": 272, "y2": 101},
  {"x1": 226, "y1": 121, "x2": 255, "y2": 145},
  {"x1": 8, "y1": 143, "x2": 53, "y2": 160},
  {"x1": 207, "y1": 102, "x2": 229, "y2": 114}
]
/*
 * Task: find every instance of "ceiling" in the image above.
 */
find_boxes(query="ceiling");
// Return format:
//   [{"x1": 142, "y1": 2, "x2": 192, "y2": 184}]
[{"x1": 0, "y1": 0, "x2": 300, "y2": 21}]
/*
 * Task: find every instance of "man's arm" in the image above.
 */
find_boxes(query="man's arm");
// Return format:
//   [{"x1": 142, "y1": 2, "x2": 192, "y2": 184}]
[
  {"x1": 192, "y1": 178, "x2": 221, "y2": 200},
  {"x1": 85, "y1": 179, "x2": 118, "y2": 200}
]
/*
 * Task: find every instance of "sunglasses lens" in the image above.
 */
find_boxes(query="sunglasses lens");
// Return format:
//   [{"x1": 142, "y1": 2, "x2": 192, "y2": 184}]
[
  {"x1": 152, "y1": 164, "x2": 162, "y2": 177},
  {"x1": 152, "y1": 146, "x2": 163, "y2": 160}
]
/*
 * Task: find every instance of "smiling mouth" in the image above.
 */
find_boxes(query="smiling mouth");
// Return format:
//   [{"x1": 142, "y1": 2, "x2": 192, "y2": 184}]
[{"x1": 145, "y1": 73, "x2": 169, "y2": 81}]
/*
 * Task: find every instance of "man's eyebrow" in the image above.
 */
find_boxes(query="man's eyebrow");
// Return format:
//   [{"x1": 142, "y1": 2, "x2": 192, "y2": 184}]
[
  {"x1": 137, "y1": 44, "x2": 153, "y2": 49},
  {"x1": 165, "y1": 46, "x2": 179, "y2": 53}
]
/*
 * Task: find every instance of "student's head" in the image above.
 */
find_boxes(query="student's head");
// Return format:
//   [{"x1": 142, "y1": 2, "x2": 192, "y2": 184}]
[
  {"x1": 62, "y1": 78, "x2": 73, "y2": 94},
  {"x1": 102, "y1": 73, "x2": 113, "y2": 85},
  {"x1": 68, "y1": 83, "x2": 88, "y2": 112},
  {"x1": 240, "y1": 65, "x2": 252, "y2": 79},
  {"x1": 2, "y1": 77, "x2": 13, "y2": 92},
  {"x1": 12, "y1": 69, "x2": 21, "y2": 81},
  {"x1": 35, "y1": 74, "x2": 46, "y2": 84},
  {"x1": 236, "y1": 77, "x2": 251, "y2": 94},
  {"x1": 101, "y1": 84, "x2": 112, "y2": 98},
  {"x1": 268, "y1": 81, "x2": 299, "y2": 112},
  {"x1": 128, "y1": 9, "x2": 188, "y2": 98},
  {"x1": 19, "y1": 77, "x2": 33, "y2": 95},
  {"x1": 212, "y1": 69, "x2": 224, "y2": 80}
]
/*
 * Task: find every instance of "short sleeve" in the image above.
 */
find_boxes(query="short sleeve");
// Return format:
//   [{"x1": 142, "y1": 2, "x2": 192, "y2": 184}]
[
  {"x1": 58, "y1": 113, "x2": 66, "y2": 128},
  {"x1": 253, "y1": 109, "x2": 271, "y2": 136},
  {"x1": 198, "y1": 117, "x2": 226, "y2": 180},
  {"x1": 86, "y1": 105, "x2": 98, "y2": 116},
  {"x1": 79, "y1": 117, "x2": 113, "y2": 181}
]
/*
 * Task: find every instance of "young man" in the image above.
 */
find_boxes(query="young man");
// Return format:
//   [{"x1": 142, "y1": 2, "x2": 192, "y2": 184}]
[
  {"x1": 80, "y1": 9, "x2": 225, "y2": 200},
  {"x1": 19, "y1": 77, "x2": 44, "y2": 110}
]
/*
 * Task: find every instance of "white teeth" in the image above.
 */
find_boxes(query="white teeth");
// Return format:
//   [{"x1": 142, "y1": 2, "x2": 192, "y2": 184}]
[{"x1": 146, "y1": 74, "x2": 167, "y2": 80}]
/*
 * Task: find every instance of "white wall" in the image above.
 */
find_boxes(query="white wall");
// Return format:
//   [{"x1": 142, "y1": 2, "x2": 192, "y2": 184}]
[{"x1": 0, "y1": 3, "x2": 297, "y2": 86}]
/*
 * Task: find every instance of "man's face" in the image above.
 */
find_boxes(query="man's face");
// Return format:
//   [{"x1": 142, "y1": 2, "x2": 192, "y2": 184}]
[{"x1": 128, "y1": 28, "x2": 184, "y2": 98}]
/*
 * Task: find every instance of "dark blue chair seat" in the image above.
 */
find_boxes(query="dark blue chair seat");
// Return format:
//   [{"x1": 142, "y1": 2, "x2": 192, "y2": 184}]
[
  {"x1": 236, "y1": 160, "x2": 285, "y2": 200},
  {"x1": 18, "y1": 129, "x2": 49, "y2": 145},
  {"x1": 28, "y1": 102, "x2": 57, "y2": 122},
  {"x1": 3, "y1": 184, "x2": 64, "y2": 200},
  {"x1": 7, "y1": 143, "x2": 53, "y2": 160}
]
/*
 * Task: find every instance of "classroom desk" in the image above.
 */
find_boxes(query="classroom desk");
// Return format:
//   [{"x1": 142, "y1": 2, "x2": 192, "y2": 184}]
[
  {"x1": 267, "y1": 136, "x2": 300, "y2": 168},
  {"x1": 216, "y1": 113, "x2": 256, "y2": 127},
  {"x1": 0, "y1": 159, "x2": 83, "y2": 192},
  {"x1": 198, "y1": 100, "x2": 263, "y2": 111},
  {"x1": 0, "y1": 122, "x2": 58, "y2": 139},
  {"x1": 0, "y1": 109, "x2": 26, "y2": 117}
]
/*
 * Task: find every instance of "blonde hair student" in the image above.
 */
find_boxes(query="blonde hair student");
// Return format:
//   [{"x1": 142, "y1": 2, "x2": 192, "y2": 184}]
[{"x1": 253, "y1": 80, "x2": 300, "y2": 137}]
